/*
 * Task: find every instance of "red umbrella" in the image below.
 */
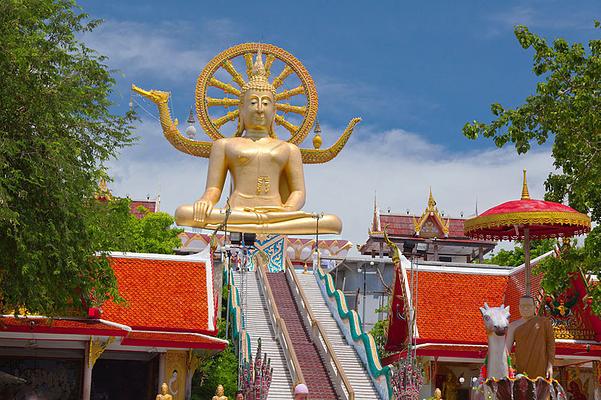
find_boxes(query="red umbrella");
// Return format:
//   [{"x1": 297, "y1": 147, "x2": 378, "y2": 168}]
[{"x1": 464, "y1": 170, "x2": 591, "y2": 294}]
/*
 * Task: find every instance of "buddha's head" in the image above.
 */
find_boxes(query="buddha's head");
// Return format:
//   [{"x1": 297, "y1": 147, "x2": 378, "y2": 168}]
[
  {"x1": 237, "y1": 50, "x2": 276, "y2": 137},
  {"x1": 216, "y1": 384, "x2": 225, "y2": 396},
  {"x1": 161, "y1": 383, "x2": 169, "y2": 395},
  {"x1": 519, "y1": 296, "x2": 536, "y2": 319}
]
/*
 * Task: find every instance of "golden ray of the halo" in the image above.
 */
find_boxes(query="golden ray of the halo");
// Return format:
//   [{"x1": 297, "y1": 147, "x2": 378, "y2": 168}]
[
  {"x1": 276, "y1": 103, "x2": 306, "y2": 115},
  {"x1": 264, "y1": 54, "x2": 276, "y2": 78},
  {"x1": 206, "y1": 97, "x2": 240, "y2": 107},
  {"x1": 195, "y1": 42, "x2": 318, "y2": 144},
  {"x1": 221, "y1": 60, "x2": 245, "y2": 87},
  {"x1": 276, "y1": 85, "x2": 305, "y2": 101},
  {"x1": 212, "y1": 110, "x2": 239, "y2": 129},
  {"x1": 274, "y1": 114, "x2": 299, "y2": 135}
]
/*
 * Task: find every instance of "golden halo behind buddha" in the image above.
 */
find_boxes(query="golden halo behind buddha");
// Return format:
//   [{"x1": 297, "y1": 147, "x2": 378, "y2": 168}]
[{"x1": 195, "y1": 42, "x2": 318, "y2": 145}]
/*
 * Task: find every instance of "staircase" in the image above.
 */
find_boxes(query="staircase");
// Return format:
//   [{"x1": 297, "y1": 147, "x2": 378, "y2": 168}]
[
  {"x1": 267, "y1": 272, "x2": 338, "y2": 399},
  {"x1": 295, "y1": 269, "x2": 381, "y2": 399},
  {"x1": 232, "y1": 271, "x2": 293, "y2": 399}
]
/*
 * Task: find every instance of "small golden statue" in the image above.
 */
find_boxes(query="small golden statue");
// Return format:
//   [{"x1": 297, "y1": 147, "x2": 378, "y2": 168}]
[
  {"x1": 156, "y1": 383, "x2": 173, "y2": 400},
  {"x1": 133, "y1": 43, "x2": 360, "y2": 235},
  {"x1": 212, "y1": 384, "x2": 228, "y2": 400}
]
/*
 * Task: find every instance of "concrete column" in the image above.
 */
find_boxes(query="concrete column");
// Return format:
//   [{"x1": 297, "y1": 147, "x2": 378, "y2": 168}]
[
  {"x1": 478, "y1": 246, "x2": 484, "y2": 263},
  {"x1": 433, "y1": 244, "x2": 439, "y2": 261},
  {"x1": 158, "y1": 352, "x2": 166, "y2": 391},
  {"x1": 83, "y1": 342, "x2": 93, "y2": 400}
]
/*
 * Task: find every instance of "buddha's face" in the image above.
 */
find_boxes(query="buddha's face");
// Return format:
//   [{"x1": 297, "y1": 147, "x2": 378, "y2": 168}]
[
  {"x1": 240, "y1": 89, "x2": 275, "y2": 133},
  {"x1": 519, "y1": 297, "x2": 535, "y2": 319},
  {"x1": 161, "y1": 383, "x2": 168, "y2": 395},
  {"x1": 216, "y1": 385, "x2": 224, "y2": 395}
]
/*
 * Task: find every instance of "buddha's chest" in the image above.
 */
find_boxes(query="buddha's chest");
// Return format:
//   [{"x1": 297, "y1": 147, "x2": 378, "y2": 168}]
[{"x1": 227, "y1": 141, "x2": 288, "y2": 169}]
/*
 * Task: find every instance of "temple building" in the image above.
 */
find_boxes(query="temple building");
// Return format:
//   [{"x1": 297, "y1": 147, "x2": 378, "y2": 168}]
[
  {"x1": 0, "y1": 250, "x2": 226, "y2": 399},
  {"x1": 360, "y1": 190, "x2": 496, "y2": 263}
]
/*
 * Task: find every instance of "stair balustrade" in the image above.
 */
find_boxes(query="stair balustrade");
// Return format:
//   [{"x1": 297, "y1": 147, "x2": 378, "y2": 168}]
[
  {"x1": 285, "y1": 260, "x2": 355, "y2": 400},
  {"x1": 256, "y1": 259, "x2": 305, "y2": 394}
]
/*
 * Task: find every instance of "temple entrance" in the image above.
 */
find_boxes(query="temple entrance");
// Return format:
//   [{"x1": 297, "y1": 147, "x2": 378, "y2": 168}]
[{"x1": 91, "y1": 356, "x2": 159, "y2": 400}]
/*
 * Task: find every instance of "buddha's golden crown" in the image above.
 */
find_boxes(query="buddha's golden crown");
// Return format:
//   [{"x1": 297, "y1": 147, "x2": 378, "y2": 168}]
[{"x1": 240, "y1": 49, "x2": 276, "y2": 98}]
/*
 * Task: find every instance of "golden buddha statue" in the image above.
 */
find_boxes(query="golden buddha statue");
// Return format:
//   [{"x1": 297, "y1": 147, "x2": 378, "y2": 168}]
[
  {"x1": 132, "y1": 43, "x2": 360, "y2": 235},
  {"x1": 156, "y1": 383, "x2": 173, "y2": 400},
  {"x1": 212, "y1": 384, "x2": 228, "y2": 400}
]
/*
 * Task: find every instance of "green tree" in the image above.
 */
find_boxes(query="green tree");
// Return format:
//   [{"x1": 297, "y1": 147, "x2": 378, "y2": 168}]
[
  {"x1": 0, "y1": 0, "x2": 134, "y2": 315},
  {"x1": 463, "y1": 22, "x2": 601, "y2": 312},
  {"x1": 486, "y1": 240, "x2": 555, "y2": 267},
  {"x1": 89, "y1": 197, "x2": 182, "y2": 254}
]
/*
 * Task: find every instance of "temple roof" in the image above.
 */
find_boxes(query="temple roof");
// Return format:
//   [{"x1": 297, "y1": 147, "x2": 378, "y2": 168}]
[
  {"x1": 103, "y1": 254, "x2": 215, "y2": 334},
  {"x1": 0, "y1": 251, "x2": 225, "y2": 351},
  {"x1": 385, "y1": 251, "x2": 601, "y2": 361}
]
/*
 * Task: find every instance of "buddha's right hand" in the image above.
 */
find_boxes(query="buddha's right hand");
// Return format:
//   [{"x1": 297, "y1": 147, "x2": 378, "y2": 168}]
[{"x1": 193, "y1": 199, "x2": 214, "y2": 223}]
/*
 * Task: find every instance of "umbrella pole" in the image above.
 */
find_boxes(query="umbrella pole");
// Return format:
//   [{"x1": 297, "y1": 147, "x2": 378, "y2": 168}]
[{"x1": 524, "y1": 226, "x2": 531, "y2": 296}]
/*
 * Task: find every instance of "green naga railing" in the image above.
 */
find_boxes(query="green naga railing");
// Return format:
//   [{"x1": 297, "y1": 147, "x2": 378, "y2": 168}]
[
  {"x1": 225, "y1": 262, "x2": 252, "y2": 363},
  {"x1": 316, "y1": 266, "x2": 393, "y2": 399}
]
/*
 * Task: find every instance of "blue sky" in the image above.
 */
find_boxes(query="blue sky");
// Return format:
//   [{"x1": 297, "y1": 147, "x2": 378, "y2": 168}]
[{"x1": 82, "y1": 1, "x2": 600, "y2": 245}]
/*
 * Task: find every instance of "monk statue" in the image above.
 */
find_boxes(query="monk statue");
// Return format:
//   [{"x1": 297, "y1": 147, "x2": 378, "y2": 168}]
[
  {"x1": 442, "y1": 372, "x2": 458, "y2": 400},
  {"x1": 506, "y1": 296, "x2": 555, "y2": 378},
  {"x1": 132, "y1": 43, "x2": 360, "y2": 235},
  {"x1": 156, "y1": 383, "x2": 173, "y2": 400},
  {"x1": 212, "y1": 384, "x2": 228, "y2": 400}
]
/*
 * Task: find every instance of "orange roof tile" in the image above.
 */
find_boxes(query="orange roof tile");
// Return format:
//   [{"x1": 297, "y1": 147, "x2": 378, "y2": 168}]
[
  {"x1": 122, "y1": 331, "x2": 226, "y2": 350},
  {"x1": 412, "y1": 271, "x2": 508, "y2": 344},
  {"x1": 0, "y1": 317, "x2": 127, "y2": 336},
  {"x1": 102, "y1": 257, "x2": 212, "y2": 333}
]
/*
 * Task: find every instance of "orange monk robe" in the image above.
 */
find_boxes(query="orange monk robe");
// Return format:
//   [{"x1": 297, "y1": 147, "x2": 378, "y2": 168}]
[{"x1": 513, "y1": 316, "x2": 555, "y2": 378}]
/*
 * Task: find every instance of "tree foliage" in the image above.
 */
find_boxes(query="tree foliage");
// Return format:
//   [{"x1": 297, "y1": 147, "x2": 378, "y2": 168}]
[
  {"x1": 486, "y1": 240, "x2": 555, "y2": 267},
  {"x1": 89, "y1": 197, "x2": 183, "y2": 254},
  {"x1": 463, "y1": 22, "x2": 601, "y2": 313},
  {"x1": 0, "y1": 0, "x2": 134, "y2": 315}
]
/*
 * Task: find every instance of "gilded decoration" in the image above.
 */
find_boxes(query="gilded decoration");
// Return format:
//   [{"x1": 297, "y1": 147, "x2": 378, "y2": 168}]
[
  {"x1": 132, "y1": 43, "x2": 358, "y2": 235},
  {"x1": 463, "y1": 211, "x2": 591, "y2": 240},
  {"x1": 132, "y1": 43, "x2": 360, "y2": 164},
  {"x1": 165, "y1": 351, "x2": 187, "y2": 400},
  {"x1": 88, "y1": 336, "x2": 115, "y2": 368},
  {"x1": 412, "y1": 189, "x2": 449, "y2": 238}
]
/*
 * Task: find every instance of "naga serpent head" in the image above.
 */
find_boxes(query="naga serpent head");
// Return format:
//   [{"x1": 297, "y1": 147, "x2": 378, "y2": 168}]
[{"x1": 131, "y1": 84, "x2": 170, "y2": 104}]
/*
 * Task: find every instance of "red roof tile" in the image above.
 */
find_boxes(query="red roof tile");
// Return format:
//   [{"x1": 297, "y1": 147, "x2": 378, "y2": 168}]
[
  {"x1": 102, "y1": 257, "x2": 212, "y2": 334},
  {"x1": 122, "y1": 331, "x2": 226, "y2": 350},
  {"x1": 130, "y1": 200, "x2": 158, "y2": 219},
  {"x1": 0, "y1": 318, "x2": 127, "y2": 336}
]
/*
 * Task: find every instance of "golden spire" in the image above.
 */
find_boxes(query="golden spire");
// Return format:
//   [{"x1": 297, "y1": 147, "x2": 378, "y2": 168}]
[
  {"x1": 427, "y1": 187, "x2": 436, "y2": 210},
  {"x1": 371, "y1": 192, "x2": 380, "y2": 233},
  {"x1": 521, "y1": 169, "x2": 530, "y2": 200}
]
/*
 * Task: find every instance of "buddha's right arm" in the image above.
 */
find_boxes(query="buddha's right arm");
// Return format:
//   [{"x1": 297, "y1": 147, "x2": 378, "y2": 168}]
[{"x1": 198, "y1": 140, "x2": 228, "y2": 204}]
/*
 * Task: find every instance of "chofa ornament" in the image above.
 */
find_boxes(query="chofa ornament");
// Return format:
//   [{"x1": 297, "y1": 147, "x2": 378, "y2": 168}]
[{"x1": 132, "y1": 42, "x2": 360, "y2": 164}]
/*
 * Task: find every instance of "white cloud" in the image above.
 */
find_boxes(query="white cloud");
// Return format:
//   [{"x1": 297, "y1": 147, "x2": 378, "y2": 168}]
[
  {"x1": 486, "y1": 6, "x2": 595, "y2": 38},
  {"x1": 82, "y1": 19, "x2": 236, "y2": 80},
  {"x1": 107, "y1": 119, "x2": 554, "y2": 251}
]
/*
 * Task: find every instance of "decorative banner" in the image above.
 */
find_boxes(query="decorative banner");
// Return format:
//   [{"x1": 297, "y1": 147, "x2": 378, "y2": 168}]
[{"x1": 246, "y1": 235, "x2": 286, "y2": 272}]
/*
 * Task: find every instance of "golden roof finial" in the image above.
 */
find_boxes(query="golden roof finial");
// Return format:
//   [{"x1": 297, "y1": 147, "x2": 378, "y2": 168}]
[
  {"x1": 370, "y1": 191, "x2": 380, "y2": 233},
  {"x1": 427, "y1": 187, "x2": 437, "y2": 210},
  {"x1": 521, "y1": 169, "x2": 530, "y2": 200}
]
